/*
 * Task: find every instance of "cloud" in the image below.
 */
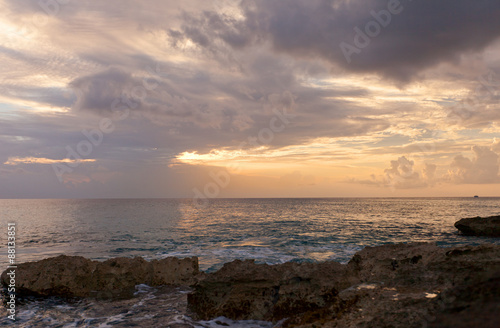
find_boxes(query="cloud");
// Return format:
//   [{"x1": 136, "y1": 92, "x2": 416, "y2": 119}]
[
  {"x1": 68, "y1": 65, "x2": 258, "y2": 134},
  {"x1": 382, "y1": 156, "x2": 428, "y2": 188},
  {"x1": 70, "y1": 67, "x2": 136, "y2": 115},
  {"x1": 4, "y1": 157, "x2": 95, "y2": 165},
  {"x1": 352, "y1": 156, "x2": 432, "y2": 189},
  {"x1": 355, "y1": 142, "x2": 500, "y2": 189},
  {"x1": 172, "y1": 0, "x2": 500, "y2": 82},
  {"x1": 445, "y1": 69, "x2": 500, "y2": 128},
  {"x1": 422, "y1": 163, "x2": 436, "y2": 181},
  {"x1": 493, "y1": 138, "x2": 500, "y2": 152},
  {"x1": 1, "y1": 0, "x2": 500, "y2": 198},
  {"x1": 447, "y1": 145, "x2": 500, "y2": 184}
]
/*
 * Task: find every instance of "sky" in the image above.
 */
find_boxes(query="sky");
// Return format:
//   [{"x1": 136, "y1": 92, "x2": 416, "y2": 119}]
[{"x1": 0, "y1": 0, "x2": 500, "y2": 199}]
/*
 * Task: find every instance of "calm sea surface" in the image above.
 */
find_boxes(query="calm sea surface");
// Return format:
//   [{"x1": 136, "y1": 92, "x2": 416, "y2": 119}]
[{"x1": 1, "y1": 198, "x2": 499, "y2": 327}]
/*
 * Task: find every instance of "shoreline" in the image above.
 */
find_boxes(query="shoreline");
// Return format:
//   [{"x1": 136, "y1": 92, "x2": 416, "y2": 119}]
[
  {"x1": 2, "y1": 241, "x2": 500, "y2": 327},
  {"x1": 2, "y1": 215, "x2": 499, "y2": 326}
]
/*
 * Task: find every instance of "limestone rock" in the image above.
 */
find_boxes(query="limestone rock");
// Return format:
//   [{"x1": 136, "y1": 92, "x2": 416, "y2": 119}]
[
  {"x1": 454, "y1": 215, "x2": 500, "y2": 236},
  {"x1": 2, "y1": 255, "x2": 97, "y2": 298},
  {"x1": 151, "y1": 257, "x2": 200, "y2": 286},
  {"x1": 347, "y1": 242, "x2": 500, "y2": 290},
  {"x1": 188, "y1": 259, "x2": 357, "y2": 323},
  {"x1": 3, "y1": 242, "x2": 500, "y2": 326},
  {"x1": 188, "y1": 243, "x2": 500, "y2": 327},
  {"x1": 429, "y1": 273, "x2": 500, "y2": 328},
  {"x1": 1, "y1": 255, "x2": 199, "y2": 298}
]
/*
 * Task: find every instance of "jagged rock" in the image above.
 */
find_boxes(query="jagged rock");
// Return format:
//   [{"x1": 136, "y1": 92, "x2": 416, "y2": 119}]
[
  {"x1": 329, "y1": 243, "x2": 500, "y2": 328},
  {"x1": 454, "y1": 215, "x2": 500, "y2": 236},
  {"x1": 188, "y1": 259, "x2": 358, "y2": 323},
  {"x1": 1, "y1": 255, "x2": 199, "y2": 298},
  {"x1": 90, "y1": 257, "x2": 152, "y2": 299},
  {"x1": 2, "y1": 255, "x2": 97, "y2": 298},
  {"x1": 429, "y1": 273, "x2": 500, "y2": 328},
  {"x1": 151, "y1": 257, "x2": 202, "y2": 286},
  {"x1": 188, "y1": 243, "x2": 500, "y2": 327},
  {"x1": 3, "y1": 243, "x2": 500, "y2": 326},
  {"x1": 347, "y1": 242, "x2": 500, "y2": 290}
]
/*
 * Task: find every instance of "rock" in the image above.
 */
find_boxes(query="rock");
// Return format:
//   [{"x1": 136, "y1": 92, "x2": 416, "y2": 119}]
[
  {"x1": 188, "y1": 259, "x2": 358, "y2": 323},
  {"x1": 454, "y1": 215, "x2": 500, "y2": 236},
  {"x1": 2, "y1": 255, "x2": 97, "y2": 298},
  {"x1": 188, "y1": 243, "x2": 500, "y2": 327},
  {"x1": 428, "y1": 273, "x2": 500, "y2": 328},
  {"x1": 331, "y1": 243, "x2": 500, "y2": 328},
  {"x1": 3, "y1": 243, "x2": 500, "y2": 326},
  {"x1": 151, "y1": 257, "x2": 201, "y2": 286},
  {"x1": 347, "y1": 242, "x2": 500, "y2": 290},
  {"x1": 1, "y1": 255, "x2": 199, "y2": 299},
  {"x1": 90, "y1": 257, "x2": 152, "y2": 299}
]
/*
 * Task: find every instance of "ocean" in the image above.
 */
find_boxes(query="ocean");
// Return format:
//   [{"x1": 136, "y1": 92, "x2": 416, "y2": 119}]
[{"x1": 1, "y1": 198, "x2": 500, "y2": 327}]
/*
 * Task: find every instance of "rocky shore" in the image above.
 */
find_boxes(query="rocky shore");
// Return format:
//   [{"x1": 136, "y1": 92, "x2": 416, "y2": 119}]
[
  {"x1": 3, "y1": 215, "x2": 500, "y2": 327},
  {"x1": 188, "y1": 242, "x2": 500, "y2": 327},
  {"x1": 3, "y1": 242, "x2": 500, "y2": 327},
  {"x1": 1, "y1": 256, "x2": 199, "y2": 299}
]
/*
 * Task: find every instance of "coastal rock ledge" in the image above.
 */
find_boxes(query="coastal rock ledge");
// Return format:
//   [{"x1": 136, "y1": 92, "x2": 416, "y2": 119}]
[
  {"x1": 454, "y1": 215, "x2": 500, "y2": 237},
  {"x1": 189, "y1": 243, "x2": 500, "y2": 327},
  {"x1": 1, "y1": 256, "x2": 199, "y2": 299},
  {"x1": 2, "y1": 243, "x2": 500, "y2": 327}
]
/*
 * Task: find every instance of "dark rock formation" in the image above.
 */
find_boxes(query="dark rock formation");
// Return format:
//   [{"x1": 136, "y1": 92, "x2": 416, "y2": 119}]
[
  {"x1": 454, "y1": 215, "x2": 500, "y2": 236},
  {"x1": 3, "y1": 243, "x2": 500, "y2": 327},
  {"x1": 331, "y1": 243, "x2": 500, "y2": 328},
  {"x1": 429, "y1": 273, "x2": 500, "y2": 328},
  {"x1": 188, "y1": 243, "x2": 500, "y2": 327},
  {"x1": 1, "y1": 255, "x2": 199, "y2": 299},
  {"x1": 187, "y1": 259, "x2": 357, "y2": 323}
]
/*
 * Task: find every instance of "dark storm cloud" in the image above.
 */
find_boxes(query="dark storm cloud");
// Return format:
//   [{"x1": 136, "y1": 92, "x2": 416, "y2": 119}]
[{"x1": 173, "y1": 0, "x2": 500, "y2": 81}]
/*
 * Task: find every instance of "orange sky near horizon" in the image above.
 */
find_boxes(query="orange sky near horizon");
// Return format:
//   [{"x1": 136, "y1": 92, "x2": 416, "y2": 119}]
[{"x1": 0, "y1": 0, "x2": 499, "y2": 199}]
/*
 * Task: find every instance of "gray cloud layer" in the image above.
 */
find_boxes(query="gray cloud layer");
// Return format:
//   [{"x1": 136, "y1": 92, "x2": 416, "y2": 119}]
[{"x1": 172, "y1": 0, "x2": 500, "y2": 81}]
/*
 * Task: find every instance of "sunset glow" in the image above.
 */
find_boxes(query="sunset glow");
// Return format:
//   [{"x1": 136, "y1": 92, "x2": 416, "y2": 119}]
[{"x1": 0, "y1": 0, "x2": 499, "y2": 198}]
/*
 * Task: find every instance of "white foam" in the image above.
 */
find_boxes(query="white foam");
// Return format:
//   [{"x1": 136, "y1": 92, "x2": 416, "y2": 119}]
[
  {"x1": 134, "y1": 283, "x2": 155, "y2": 295},
  {"x1": 193, "y1": 316, "x2": 274, "y2": 328},
  {"x1": 97, "y1": 313, "x2": 126, "y2": 327},
  {"x1": 157, "y1": 243, "x2": 362, "y2": 271}
]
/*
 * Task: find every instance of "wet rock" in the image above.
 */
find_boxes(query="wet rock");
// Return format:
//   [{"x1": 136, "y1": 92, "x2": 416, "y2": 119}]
[
  {"x1": 2, "y1": 255, "x2": 97, "y2": 298},
  {"x1": 1, "y1": 255, "x2": 199, "y2": 298},
  {"x1": 90, "y1": 257, "x2": 152, "y2": 299},
  {"x1": 331, "y1": 243, "x2": 500, "y2": 328},
  {"x1": 454, "y1": 215, "x2": 500, "y2": 236},
  {"x1": 426, "y1": 272, "x2": 500, "y2": 328},
  {"x1": 188, "y1": 259, "x2": 358, "y2": 323},
  {"x1": 347, "y1": 242, "x2": 500, "y2": 290},
  {"x1": 151, "y1": 257, "x2": 201, "y2": 286},
  {"x1": 188, "y1": 243, "x2": 500, "y2": 327},
  {"x1": 3, "y1": 242, "x2": 500, "y2": 326}
]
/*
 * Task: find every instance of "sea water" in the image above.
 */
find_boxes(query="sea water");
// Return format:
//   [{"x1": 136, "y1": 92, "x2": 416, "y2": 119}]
[{"x1": 1, "y1": 198, "x2": 499, "y2": 327}]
